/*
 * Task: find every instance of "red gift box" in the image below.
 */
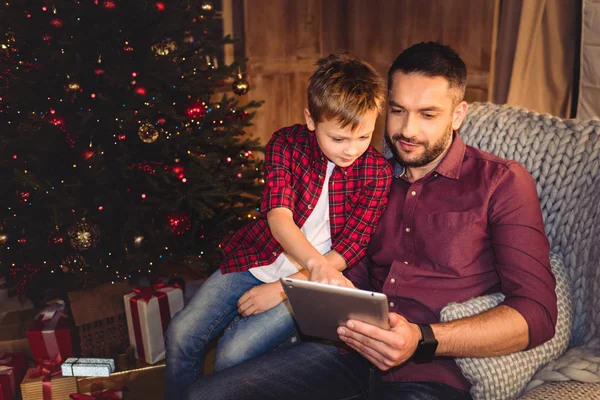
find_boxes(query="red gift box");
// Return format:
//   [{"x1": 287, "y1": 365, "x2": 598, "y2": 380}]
[
  {"x1": 26, "y1": 301, "x2": 74, "y2": 362},
  {"x1": 0, "y1": 353, "x2": 27, "y2": 400}
]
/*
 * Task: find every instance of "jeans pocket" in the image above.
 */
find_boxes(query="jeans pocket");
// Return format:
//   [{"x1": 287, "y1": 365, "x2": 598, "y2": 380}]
[{"x1": 426, "y1": 212, "x2": 474, "y2": 268}]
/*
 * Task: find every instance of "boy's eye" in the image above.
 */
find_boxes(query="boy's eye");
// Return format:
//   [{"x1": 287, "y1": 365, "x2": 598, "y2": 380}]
[
  {"x1": 390, "y1": 108, "x2": 405, "y2": 115},
  {"x1": 332, "y1": 138, "x2": 344, "y2": 143}
]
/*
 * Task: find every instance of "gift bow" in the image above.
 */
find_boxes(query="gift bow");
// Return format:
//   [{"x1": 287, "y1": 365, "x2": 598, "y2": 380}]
[
  {"x1": 133, "y1": 282, "x2": 180, "y2": 303},
  {"x1": 32, "y1": 354, "x2": 63, "y2": 378},
  {"x1": 31, "y1": 355, "x2": 63, "y2": 400},
  {"x1": 36, "y1": 299, "x2": 68, "y2": 321},
  {"x1": 69, "y1": 388, "x2": 123, "y2": 400}
]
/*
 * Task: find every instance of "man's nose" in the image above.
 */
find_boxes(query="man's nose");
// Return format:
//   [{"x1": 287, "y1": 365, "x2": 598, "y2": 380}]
[{"x1": 402, "y1": 115, "x2": 419, "y2": 138}]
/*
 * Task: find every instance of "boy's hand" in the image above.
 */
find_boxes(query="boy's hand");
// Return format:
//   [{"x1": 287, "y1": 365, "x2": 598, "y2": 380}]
[
  {"x1": 309, "y1": 264, "x2": 354, "y2": 288},
  {"x1": 337, "y1": 313, "x2": 421, "y2": 371},
  {"x1": 238, "y1": 282, "x2": 286, "y2": 317}
]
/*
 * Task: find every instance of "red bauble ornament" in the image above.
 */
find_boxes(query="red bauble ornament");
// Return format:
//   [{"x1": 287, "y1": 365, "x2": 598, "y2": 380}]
[
  {"x1": 172, "y1": 164, "x2": 185, "y2": 180},
  {"x1": 16, "y1": 190, "x2": 30, "y2": 203},
  {"x1": 167, "y1": 212, "x2": 191, "y2": 236},
  {"x1": 186, "y1": 103, "x2": 207, "y2": 120},
  {"x1": 83, "y1": 147, "x2": 96, "y2": 160}
]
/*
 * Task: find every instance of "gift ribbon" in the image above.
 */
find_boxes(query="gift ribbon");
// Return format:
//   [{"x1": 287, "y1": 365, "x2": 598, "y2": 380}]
[
  {"x1": 31, "y1": 355, "x2": 63, "y2": 400},
  {"x1": 35, "y1": 299, "x2": 68, "y2": 360},
  {"x1": 69, "y1": 387, "x2": 123, "y2": 400},
  {"x1": 130, "y1": 283, "x2": 177, "y2": 362}
]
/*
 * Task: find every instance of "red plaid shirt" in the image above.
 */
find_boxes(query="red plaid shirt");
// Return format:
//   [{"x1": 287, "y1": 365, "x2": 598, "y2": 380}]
[{"x1": 220, "y1": 124, "x2": 393, "y2": 274}]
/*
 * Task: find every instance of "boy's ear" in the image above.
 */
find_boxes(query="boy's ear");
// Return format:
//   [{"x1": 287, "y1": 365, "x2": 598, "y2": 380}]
[{"x1": 304, "y1": 109, "x2": 316, "y2": 131}]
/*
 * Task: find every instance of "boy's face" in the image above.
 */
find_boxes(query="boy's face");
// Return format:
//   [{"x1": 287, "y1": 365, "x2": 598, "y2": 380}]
[{"x1": 304, "y1": 109, "x2": 378, "y2": 168}]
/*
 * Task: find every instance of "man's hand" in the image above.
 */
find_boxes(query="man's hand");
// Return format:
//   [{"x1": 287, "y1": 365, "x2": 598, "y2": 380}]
[
  {"x1": 308, "y1": 263, "x2": 354, "y2": 287},
  {"x1": 337, "y1": 313, "x2": 421, "y2": 371},
  {"x1": 238, "y1": 282, "x2": 285, "y2": 317}
]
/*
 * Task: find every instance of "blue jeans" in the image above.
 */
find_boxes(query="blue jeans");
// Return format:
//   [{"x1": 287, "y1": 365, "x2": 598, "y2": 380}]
[
  {"x1": 164, "y1": 269, "x2": 297, "y2": 400},
  {"x1": 182, "y1": 341, "x2": 472, "y2": 400}
]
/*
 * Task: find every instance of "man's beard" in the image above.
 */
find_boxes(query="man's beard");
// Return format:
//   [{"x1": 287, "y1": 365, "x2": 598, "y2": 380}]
[{"x1": 384, "y1": 123, "x2": 453, "y2": 168}]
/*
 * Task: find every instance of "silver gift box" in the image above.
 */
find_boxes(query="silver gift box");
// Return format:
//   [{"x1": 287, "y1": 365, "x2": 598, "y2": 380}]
[{"x1": 61, "y1": 357, "x2": 116, "y2": 377}]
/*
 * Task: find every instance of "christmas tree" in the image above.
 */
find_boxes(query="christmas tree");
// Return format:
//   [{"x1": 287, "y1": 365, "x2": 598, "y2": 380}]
[{"x1": 0, "y1": 0, "x2": 264, "y2": 303}]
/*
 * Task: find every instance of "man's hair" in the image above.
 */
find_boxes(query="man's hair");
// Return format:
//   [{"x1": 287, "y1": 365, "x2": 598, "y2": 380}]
[
  {"x1": 388, "y1": 42, "x2": 467, "y2": 103},
  {"x1": 308, "y1": 53, "x2": 385, "y2": 131}
]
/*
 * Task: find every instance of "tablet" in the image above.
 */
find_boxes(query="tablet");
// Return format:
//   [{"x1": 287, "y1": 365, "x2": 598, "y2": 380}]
[{"x1": 280, "y1": 277, "x2": 389, "y2": 341}]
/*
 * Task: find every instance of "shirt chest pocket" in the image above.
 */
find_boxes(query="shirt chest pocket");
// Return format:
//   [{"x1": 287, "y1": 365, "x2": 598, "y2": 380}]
[{"x1": 425, "y1": 212, "x2": 475, "y2": 268}]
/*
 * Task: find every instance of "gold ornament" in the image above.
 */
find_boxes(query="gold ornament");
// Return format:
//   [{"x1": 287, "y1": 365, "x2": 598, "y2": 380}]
[
  {"x1": 66, "y1": 82, "x2": 80, "y2": 92},
  {"x1": 152, "y1": 39, "x2": 177, "y2": 56},
  {"x1": 183, "y1": 31, "x2": 194, "y2": 44},
  {"x1": 68, "y1": 218, "x2": 100, "y2": 251},
  {"x1": 232, "y1": 73, "x2": 249, "y2": 96},
  {"x1": 201, "y1": 2, "x2": 214, "y2": 12},
  {"x1": 138, "y1": 122, "x2": 160, "y2": 143}
]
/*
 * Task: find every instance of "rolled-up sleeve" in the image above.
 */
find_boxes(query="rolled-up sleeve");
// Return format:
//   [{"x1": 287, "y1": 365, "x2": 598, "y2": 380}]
[
  {"x1": 489, "y1": 162, "x2": 558, "y2": 349},
  {"x1": 260, "y1": 130, "x2": 296, "y2": 215}
]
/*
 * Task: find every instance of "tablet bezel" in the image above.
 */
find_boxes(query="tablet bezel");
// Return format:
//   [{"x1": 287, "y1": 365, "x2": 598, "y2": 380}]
[{"x1": 280, "y1": 277, "x2": 389, "y2": 341}]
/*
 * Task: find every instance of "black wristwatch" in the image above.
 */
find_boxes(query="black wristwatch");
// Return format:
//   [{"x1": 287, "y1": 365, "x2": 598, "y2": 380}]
[{"x1": 413, "y1": 323, "x2": 438, "y2": 362}]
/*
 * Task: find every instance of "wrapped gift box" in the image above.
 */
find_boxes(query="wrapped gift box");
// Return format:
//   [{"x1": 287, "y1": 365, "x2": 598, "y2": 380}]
[
  {"x1": 20, "y1": 368, "x2": 78, "y2": 400},
  {"x1": 62, "y1": 359, "x2": 115, "y2": 378},
  {"x1": 27, "y1": 302, "x2": 74, "y2": 362},
  {"x1": 0, "y1": 308, "x2": 40, "y2": 357},
  {"x1": 77, "y1": 361, "x2": 165, "y2": 400},
  {"x1": 0, "y1": 353, "x2": 27, "y2": 400},
  {"x1": 124, "y1": 285, "x2": 183, "y2": 364}
]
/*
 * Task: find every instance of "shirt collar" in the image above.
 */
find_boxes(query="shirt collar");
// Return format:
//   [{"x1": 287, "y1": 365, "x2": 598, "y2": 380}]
[
  {"x1": 435, "y1": 131, "x2": 465, "y2": 180},
  {"x1": 393, "y1": 131, "x2": 466, "y2": 180}
]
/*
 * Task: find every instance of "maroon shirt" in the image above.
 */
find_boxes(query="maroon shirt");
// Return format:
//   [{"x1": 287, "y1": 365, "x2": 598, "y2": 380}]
[
  {"x1": 346, "y1": 133, "x2": 558, "y2": 391},
  {"x1": 221, "y1": 124, "x2": 392, "y2": 273}
]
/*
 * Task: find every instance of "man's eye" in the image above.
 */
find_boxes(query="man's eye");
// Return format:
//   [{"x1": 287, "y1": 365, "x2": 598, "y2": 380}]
[{"x1": 423, "y1": 113, "x2": 435, "y2": 119}]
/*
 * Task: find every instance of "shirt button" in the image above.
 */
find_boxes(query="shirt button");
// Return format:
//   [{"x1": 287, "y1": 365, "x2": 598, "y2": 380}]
[
  {"x1": 390, "y1": 278, "x2": 396, "y2": 284},
  {"x1": 405, "y1": 228, "x2": 411, "y2": 233},
  {"x1": 308, "y1": 204, "x2": 313, "y2": 210},
  {"x1": 389, "y1": 301, "x2": 395, "y2": 308},
  {"x1": 343, "y1": 170, "x2": 348, "y2": 175},
  {"x1": 404, "y1": 261, "x2": 408, "y2": 264},
  {"x1": 272, "y1": 252, "x2": 277, "y2": 256},
  {"x1": 411, "y1": 190, "x2": 417, "y2": 196},
  {"x1": 434, "y1": 173, "x2": 438, "y2": 177},
  {"x1": 255, "y1": 261, "x2": 259, "y2": 265},
  {"x1": 319, "y1": 174, "x2": 323, "y2": 179}
]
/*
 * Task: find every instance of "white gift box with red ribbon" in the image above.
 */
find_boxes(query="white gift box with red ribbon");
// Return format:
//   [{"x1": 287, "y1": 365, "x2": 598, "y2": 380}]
[{"x1": 123, "y1": 285, "x2": 183, "y2": 365}]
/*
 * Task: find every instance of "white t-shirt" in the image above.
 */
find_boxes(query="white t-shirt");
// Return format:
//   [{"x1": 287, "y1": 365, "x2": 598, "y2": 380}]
[{"x1": 249, "y1": 161, "x2": 335, "y2": 283}]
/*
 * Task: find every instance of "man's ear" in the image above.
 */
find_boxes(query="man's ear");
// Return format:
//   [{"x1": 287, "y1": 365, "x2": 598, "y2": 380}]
[
  {"x1": 304, "y1": 109, "x2": 316, "y2": 131},
  {"x1": 452, "y1": 101, "x2": 468, "y2": 131}
]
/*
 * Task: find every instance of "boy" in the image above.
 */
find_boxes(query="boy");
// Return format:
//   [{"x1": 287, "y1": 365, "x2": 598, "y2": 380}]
[{"x1": 165, "y1": 53, "x2": 392, "y2": 399}]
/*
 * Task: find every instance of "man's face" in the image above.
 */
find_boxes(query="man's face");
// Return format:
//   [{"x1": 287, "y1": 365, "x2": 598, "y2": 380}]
[
  {"x1": 385, "y1": 71, "x2": 464, "y2": 168},
  {"x1": 305, "y1": 109, "x2": 378, "y2": 167}
]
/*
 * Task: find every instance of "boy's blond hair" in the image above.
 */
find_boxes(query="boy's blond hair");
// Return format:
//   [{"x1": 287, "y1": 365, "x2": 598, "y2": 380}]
[{"x1": 307, "y1": 53, "x2": 385, "y2": 131}]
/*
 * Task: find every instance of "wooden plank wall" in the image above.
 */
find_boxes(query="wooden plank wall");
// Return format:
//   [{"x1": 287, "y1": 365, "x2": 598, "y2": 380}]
[{"x1": 239, "y1": 0, "x2": 498, "y2": 148}]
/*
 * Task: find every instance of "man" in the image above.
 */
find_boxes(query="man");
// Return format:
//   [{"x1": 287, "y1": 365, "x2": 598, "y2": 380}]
[{"x1": 182, "y1": 42, "x2": 558, "y2": 400}]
